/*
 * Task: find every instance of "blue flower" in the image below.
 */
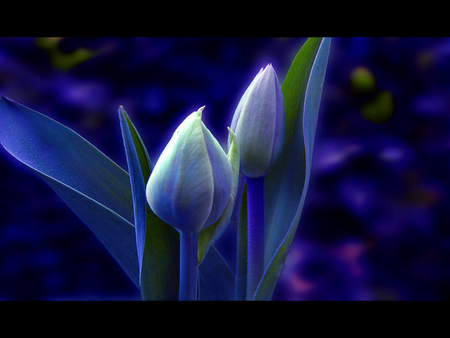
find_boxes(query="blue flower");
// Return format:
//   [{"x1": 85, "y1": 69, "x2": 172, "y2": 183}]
[
  {"x1": 230, "y1": 64, "x2": 284, "y2": 178},
  {"x1": 146, "y1": 107, "x2": 233, "y2": 233}
]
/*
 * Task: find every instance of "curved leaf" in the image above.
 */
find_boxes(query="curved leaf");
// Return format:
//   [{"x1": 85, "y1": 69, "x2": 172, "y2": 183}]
[
  {"x1": 119, "y1": 106, "x2": 179, "y2": 300},
  {"x1": 0, "y1": 97, "x2": 139, "y2": 286},
  {"x1": 255, "y1": 37, "x2": 331, "y2": 300}
]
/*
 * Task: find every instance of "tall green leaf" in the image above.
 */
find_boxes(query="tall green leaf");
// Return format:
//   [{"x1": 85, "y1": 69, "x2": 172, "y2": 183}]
[
  {"x1": 254, "y1": 37, "x2": 331, "y2": 300},
  {"x1": 119, "y1": 106, "x2": 179, "y2": 300},
  {"x1": 0, "y1": 97, "x2": 139, "y2": 286}
]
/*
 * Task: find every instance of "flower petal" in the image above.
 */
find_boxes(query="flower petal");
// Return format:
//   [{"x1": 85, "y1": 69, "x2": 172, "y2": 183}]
[{"x1": 202, "y1": 123, "x2": 232, "y2": 228}]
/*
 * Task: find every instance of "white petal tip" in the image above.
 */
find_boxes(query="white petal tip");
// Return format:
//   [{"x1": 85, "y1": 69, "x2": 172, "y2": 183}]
[{"x1": 193, "y1": 106, "x2": 206, "y2": 118}]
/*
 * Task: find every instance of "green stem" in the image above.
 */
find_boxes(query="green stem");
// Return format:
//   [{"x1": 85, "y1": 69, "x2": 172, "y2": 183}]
[
  {"x1": 235, "y1": 180, "x2": 248, "y2": 300},
  {"x1": 179, "y1": 230, "x2": 199, "y2": 301},
  {"x1": 246, "y1": 176, "x2": 265, "y2": 300}
]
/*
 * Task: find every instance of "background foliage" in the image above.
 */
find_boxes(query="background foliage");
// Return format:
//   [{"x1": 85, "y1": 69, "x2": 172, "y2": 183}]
[{"x1": 0, "y1": 37, "x2": 449, "y2": 300}]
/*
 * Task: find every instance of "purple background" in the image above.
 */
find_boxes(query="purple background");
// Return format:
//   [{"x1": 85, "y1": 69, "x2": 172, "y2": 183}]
[{"x1": 0, "y1": 37, "x2": 449, "y2": 300}]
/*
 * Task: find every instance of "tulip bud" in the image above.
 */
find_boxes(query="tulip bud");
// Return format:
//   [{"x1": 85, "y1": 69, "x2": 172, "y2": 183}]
[
  {"x1": 230, "y1": 63, "x2": 284, "y2": 178},
  {"x1": 146, "y1": 106, "x2": 233, "y2": 234}
]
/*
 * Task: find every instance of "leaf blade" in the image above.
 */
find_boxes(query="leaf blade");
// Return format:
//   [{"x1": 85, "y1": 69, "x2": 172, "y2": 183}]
[
  {"x1": 255, "y1": 37, "x2": 331, "y2": 300},
  {"x1": 119, "y1": 106, "x2": 180, "y2": 300},
  {"x1": 0, "y1": 97, "x2": 140, "y2": 286}
]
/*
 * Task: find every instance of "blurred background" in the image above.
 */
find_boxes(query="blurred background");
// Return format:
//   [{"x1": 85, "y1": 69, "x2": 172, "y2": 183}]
[{"x1": 0, "y1": 37, "x2": 449, "y2": 300}]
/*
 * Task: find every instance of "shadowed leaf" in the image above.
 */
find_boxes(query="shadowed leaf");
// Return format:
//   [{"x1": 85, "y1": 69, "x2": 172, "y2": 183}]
[
  {"x1": 255, "y1": 38, "x2": 331, "y2": 300},
  {"x1": 0, "y1": 97, "x2": 139, "y2": 286}
]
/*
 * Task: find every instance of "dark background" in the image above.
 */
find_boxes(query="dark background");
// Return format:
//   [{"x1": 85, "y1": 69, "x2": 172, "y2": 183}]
[{"x1": 0, "y1": 37, "x2": 449, "y2": 300}]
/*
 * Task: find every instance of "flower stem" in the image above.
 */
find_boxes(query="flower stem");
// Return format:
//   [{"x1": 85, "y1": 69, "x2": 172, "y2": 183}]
[
  {"x1": 179, "y1": 230, "x2": 199, "y2": 301},
  {"x1": 235, "y1": 178, "x2": 248, "y2": 301},
  {"x1": 246, "y1": 176, "x2": 265, "y2": 300}
]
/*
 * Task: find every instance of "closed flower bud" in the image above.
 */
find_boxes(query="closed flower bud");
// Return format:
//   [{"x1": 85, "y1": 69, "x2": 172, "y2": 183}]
[
  {"x1": 230, "y1": 63, "x2": 284, "y2": 178},
  {"x1": 146, "y1": 107, "x2": 233, "y2": 234}
]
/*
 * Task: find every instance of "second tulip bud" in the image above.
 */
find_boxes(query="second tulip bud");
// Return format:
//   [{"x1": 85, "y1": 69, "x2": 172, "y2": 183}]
[{"x1": 230, "y1": 63, "x2": 285, "y2": 178}]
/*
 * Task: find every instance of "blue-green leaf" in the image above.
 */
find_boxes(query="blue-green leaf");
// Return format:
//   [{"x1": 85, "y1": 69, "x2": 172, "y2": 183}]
[
  {"x1": 119, "y1": 106, "x2": 180, "y2": 300},
  {"x1": 0, "y1": 96, "x2": 139, "y2": 286},
  {"x1": 254, "y1": 37, "x2": 331, "y2": 300}
]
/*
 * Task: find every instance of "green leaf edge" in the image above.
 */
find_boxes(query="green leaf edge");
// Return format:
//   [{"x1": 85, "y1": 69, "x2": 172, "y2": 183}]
[
  {"x1": 254, "y1": 37, "x2": 331, "y2": 300},
  {"x1": 119, "y1": 106, "x2": 180, "y2": 300}
]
